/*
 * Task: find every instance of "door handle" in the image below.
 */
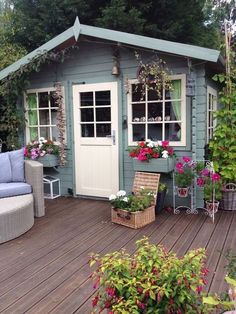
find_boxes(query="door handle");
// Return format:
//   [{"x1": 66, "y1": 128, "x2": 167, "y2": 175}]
[{"x1": 106, "y1": 130, "x2": 116, "y2": 145}]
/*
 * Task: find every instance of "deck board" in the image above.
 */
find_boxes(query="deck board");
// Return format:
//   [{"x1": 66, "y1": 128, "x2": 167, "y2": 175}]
[{"x1": 0, "y1": 197, "x2": 235, "y2": 314}]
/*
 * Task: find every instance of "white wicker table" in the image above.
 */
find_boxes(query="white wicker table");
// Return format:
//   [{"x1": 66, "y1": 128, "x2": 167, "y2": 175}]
[{"x1": 0, "y1": 194, "x2": 34, "y2": 244}]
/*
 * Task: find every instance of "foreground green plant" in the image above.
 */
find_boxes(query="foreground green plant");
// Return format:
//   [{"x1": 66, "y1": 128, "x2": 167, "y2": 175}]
[{"x1": 90, "y1": 237, "x2": 211, "y2": 313}]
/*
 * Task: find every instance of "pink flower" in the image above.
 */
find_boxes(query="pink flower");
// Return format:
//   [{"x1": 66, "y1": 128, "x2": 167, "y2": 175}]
[
  {"x1": 201, "y1": 168, "x2": 210, "y2": 177},
  {"x1": 162, "y1": 140, "x2": 169, "y2": 147},
  {"x1": 167, "y1": 147, "x2": 174, "y2": 155},
  {"x1": 197, "y1": 178, "x2": 205, "y2": 187},
  {"x1": 138, "y1": 152, "x2": 148, "y2": 161},
  {"x1": 175, "y1": 162, "x2": 183, "y2": 170},
  {"x1": 196, "y1": 285, "x2": 203, "y2": 294},
  {"x1": 183, "y1": 156, "x2": 191, "y2": 163},
  {"x1": 106, "y1": 287, "x2": 116, "y2": 297},
  {"x1": 211, "y1": 173, "x2": 221, "y2": 182}
]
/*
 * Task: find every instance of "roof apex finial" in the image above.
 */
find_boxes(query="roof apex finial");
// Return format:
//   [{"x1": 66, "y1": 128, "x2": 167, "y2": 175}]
[{"x1": 73, "y1": 16, "x2": 81, "y2": 41}]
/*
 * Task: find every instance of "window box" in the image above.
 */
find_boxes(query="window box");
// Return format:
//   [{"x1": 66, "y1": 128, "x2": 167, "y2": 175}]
[
  {"x1": 37, "y1": 154, "x2": 58, "y2": 167},
  {"x1": 132, "y1": 158, "x2": 174, "y2": 173}
]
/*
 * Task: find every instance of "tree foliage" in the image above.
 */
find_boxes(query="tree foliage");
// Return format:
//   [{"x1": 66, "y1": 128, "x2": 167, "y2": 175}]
[{"x1": 0, "y1": 0, "x2": 225, "y2": 53}]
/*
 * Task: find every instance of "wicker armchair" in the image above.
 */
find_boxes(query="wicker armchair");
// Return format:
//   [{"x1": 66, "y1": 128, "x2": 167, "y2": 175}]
[{"x1": 25, "y1": 160, "x2": 45, "y2": 217}]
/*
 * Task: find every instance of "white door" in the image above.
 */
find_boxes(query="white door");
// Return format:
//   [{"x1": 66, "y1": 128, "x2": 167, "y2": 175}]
[{"x1": 73, "y1": 82, "x2": 119, "y2": 197}]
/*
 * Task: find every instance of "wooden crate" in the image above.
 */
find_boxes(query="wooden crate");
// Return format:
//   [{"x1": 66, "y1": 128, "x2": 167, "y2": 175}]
[{"x1": 111, "y1": 206, "x2": 155, "y2": 229}]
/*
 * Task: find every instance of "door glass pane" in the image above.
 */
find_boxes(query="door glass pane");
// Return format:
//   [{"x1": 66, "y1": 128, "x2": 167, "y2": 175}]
[
  {"x1": 29, "y1": 127, "x2": 38, "y2": 140},
  {"x1": 81, "y1": 124, "x2": 94, "y2": 137},
  {"x1": 132, "y1": 104, "x2": 145, "y2": 121},
  {"x1": 95, "y1": 91, "x2": 110, "y2": 106},
  {"x1": 132, "y1": 84, "x2": 145, "y2": 101},
  {"x1": 148, "y1": 102, "x2": 162, "y2": 121},
  {"x1": 96, "y1": 108, "x2": 111, "y2": 121},
  {"x1": 81, "y1": 108, "x2": 94, "y2": 122},
  {"x1": 28, "y1": 110, "x2": 38, "y2": 126},
  {"x1": 165, "y1": 123, "x2": 181, "y2": 141},
  {"x1": 133, "y1": 124, "x2": 145, "y2": 141},
  {"x1": 39, "y1": 110, "x2": 50, "y2": 125},
  {"x1": 40, "y1": 127, "x2": 50, "y2": 139},
  {"x1": 148, "y1": 124, "x2": 162, "y2": 141},
  {"x1": 39, "y1": 92, "x2": 49, "y2": 108},
  {"x1": 165, "y1": 101, "x2": 181, "y2": 121},
  {"x1": 80, "y1": 92, "x2": 93, "y2": 106},
  {"x1": 96, "y1": 124, "x2": 111, "y2": 137}
]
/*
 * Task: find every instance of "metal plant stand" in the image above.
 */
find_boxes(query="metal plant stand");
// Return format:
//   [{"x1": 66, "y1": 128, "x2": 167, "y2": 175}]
[{"x1": 173, "y1": 160, "x2": 217, "y2": 223}]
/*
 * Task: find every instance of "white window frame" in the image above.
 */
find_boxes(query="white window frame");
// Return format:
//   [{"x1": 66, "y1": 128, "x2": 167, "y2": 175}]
[
  {"x1": 207, "y1": 86, "x2": 217, "y2": 143},
  {"x1": 24, "y1": 86, "x2": 65, "y2": 143},
  {"x1": 127, "y1": 74, "x2": 186, "y2": 146}
]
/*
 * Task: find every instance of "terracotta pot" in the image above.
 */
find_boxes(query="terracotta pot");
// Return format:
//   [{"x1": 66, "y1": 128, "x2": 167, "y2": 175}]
[
  {"x1": 177, "y1": 187, "x2": 189, "y2": 198},
  {"x1": 205, "y1": 200, "x2": 219, "y2": 214}
]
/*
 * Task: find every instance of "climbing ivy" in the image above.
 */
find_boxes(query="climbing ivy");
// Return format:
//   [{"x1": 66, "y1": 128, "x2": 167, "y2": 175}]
[{"x1": 0, "y1": 46, "x2": 77, "y2": 150}]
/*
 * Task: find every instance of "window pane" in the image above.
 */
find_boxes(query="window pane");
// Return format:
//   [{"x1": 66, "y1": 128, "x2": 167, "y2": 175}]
[
  {"x1": 148, "y1": 84, "x2": 163, "y2": 100},
  {"x1": 95, "y1": 91, "x2": 110, "y2": 106},
  {"x1": 96, "y1": 108, "x2": 111, "y2": 121},
  {"x1": 165, "y1": 101, "x2": 181, "y2": 121},
  {"x1": 50, "y1": 92, "x2": 57, "y2": 107},
  {"x1": 40, "y1": 127, "x2": 50, "y2": 139},
  {"x1": 52, "y1": 126, "x2": 59, "y2": 141},
  {"x1": 133, "y1": 124, "x2": 145, "y2": 141},
  {"x1": 148, "y1": 102, "x2": 162, "y2": 121},
  {"x1": 28, "y1": 110, "x2": 38, "y2": 126},
  {"x1": 132, "y1": 104, "x2": 145, "y2": 121},
  {"x1": 81, "y1": 124, "x2": 94, "y2": 137},
  {"x1": 27, "y1": 93, "x2": 37, "y2": 109},
  {"x1": 81, "y1": 108, "x2": 94, "y2": 122},
  {"x1": 165, "y1": 123, "x2": 181, "y2": 141},
  {"x1": 148, "y1": 124, "x2": 162, "y2": 141},
  {"x1": 51, "y1": 109, "x2": 57, "y2": 125},
  {"x1": 39, "y1": 92, "x2": 49, "y2": 108},
  {"x1": 29, "y1": 127, "x2": 38, "y2": 140},
  {"x1": 80, "y1": 92, "x2": 93, "y2": 106},
  {"x1": 132, "y1": 84, "x2": 145, "y2": 101},
  {"x1": 39, "y1": 110, "x2": 50, "y2": 125},
  {"x1": 96, "y1": 124, "x2": 111, "y2": 137}
]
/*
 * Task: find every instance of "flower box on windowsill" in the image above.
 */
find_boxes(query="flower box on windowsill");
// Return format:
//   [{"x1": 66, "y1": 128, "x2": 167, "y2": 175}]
[
  {"x1": 132, "y1": 158, "x2": 174, "y2": 173},
  {"x1": 37, "y1": 154, "x2": 58, "y2": 167},
  {"x1": 111, "y1": 206, "x2": 155, "y2": 229}
]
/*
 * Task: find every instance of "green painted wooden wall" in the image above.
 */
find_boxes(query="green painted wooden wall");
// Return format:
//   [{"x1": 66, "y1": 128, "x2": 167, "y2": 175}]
[{"x1": 26, "y1": 40, "x2": 216, "y2": 207}]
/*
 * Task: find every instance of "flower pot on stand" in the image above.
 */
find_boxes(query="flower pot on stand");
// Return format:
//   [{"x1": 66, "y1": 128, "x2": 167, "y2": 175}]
[
  {"x1": 177, "y1": 187, "x2": 189, "y2": 198},
  {"x1": 37, "y1": 154, "x2": 58, "y2": 167},
  {"x1": 205, "y1": 200, "x2": 219, "y2": 214}
]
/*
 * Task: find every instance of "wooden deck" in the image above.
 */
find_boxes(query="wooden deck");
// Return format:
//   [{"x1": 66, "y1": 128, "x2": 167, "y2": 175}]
[{"x1": 0, "y1": 197, "x2": 235, "y2": 314}]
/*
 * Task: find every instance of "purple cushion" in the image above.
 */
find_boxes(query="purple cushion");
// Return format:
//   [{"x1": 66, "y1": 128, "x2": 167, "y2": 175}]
[
  {"x1": 0, "y1": 153, "x2": 12, "y2": 183},
  {"x1": 8, "y1": 148, "x2": 25, "y2": 182},
  {"x1": 0, "y1": 182, "x2": 32, "y2": 198}
]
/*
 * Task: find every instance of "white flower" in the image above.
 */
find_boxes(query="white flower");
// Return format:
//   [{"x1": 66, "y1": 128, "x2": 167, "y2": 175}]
[
  {"x1": 117, "y1": 190, "x2": 126, "y2": 197},
  {"x1": 123, "y1": 197, "x2": 129, "y2": 202},
  {"x1": 109, "y1": 194, "x2": 117, "y2": 201},
  {"x1": 40, "y1": 150, "x2": 46, "y2": 157},
  {"x1": 43, "y1": 140, "x2": 48, "y2": 143},
  {"x1": 140, "y1": 186, "x2": 144, "y2": 190},
  {"x1": 157, "y1": 140, "x2": 162, "y2": 146},
  {"x1": 147, "y1": 141, "x2": 155, "y2": 148},
  {"x1": 39, "y1": 137, "x2": 45, "y2": 143},
  {"x1": 162, "y1": 150, "x2": 169, "y2": 159}
]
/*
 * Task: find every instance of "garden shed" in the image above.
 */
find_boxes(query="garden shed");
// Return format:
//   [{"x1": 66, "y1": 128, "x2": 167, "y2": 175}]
[{"x1": 0, "y1": 17, "x2": 224, "y2": 205}]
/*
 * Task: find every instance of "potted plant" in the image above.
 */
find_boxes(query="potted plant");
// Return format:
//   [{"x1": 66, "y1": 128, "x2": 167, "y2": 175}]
[
  {"x1": 24, "y1": 137, "x2": 59, "y2": 167},
  {"x1": 129, "y1": 140, "x2": 175, "y2": 173},
  {"x1": 90, "y1": 237, "x2": 211, "y2": 313},
  {"x1": 155, "y1": 183, "x2": 167, "y2": 214},
  {"x1": 196, "y1": 167, "x2": 222, "y2": 213},
  {"x1": 175, "y1": 157, "x2": 195, "y2": 197},
  {"x1": 110, "y1": 188, "x2": 155, "y2": 229}
]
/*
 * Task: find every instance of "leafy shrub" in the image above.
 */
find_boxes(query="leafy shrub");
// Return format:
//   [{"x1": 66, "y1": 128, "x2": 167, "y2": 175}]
[{"x1": 90, "y1": 237, "x2": 210, "y2": 313}]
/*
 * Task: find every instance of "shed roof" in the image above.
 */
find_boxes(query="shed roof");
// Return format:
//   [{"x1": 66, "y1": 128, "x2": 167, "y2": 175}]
[{"x1": 0, "y1": 17, "x2": 223, "y2": 81}]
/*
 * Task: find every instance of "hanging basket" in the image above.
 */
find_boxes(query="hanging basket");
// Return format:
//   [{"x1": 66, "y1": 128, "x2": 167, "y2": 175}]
[
  {"x1": 205, "y1": 200, "x2": 219, "y2": 214},
  {"x1": 177, "y1": 187, "x2": 189, "y2": 198},
  {"x1": 221, "y1": 183, "x2": 236, "y2": 211}
]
